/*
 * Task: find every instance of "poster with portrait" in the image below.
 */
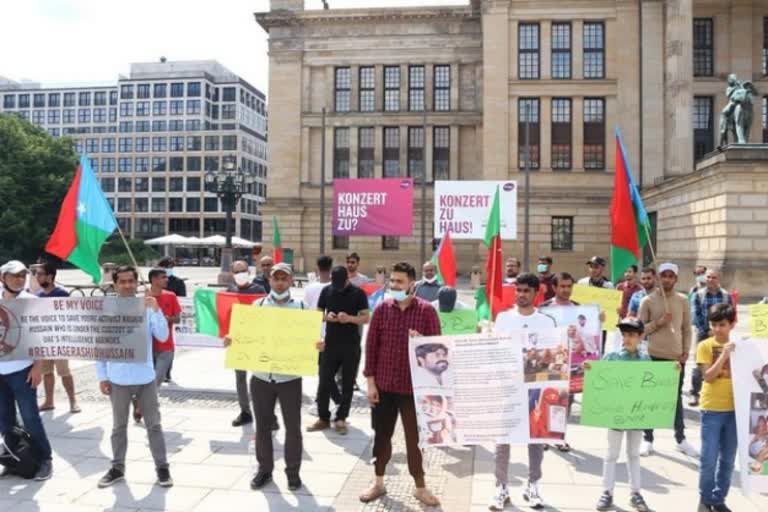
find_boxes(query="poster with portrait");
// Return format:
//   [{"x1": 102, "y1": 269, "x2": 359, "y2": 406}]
[
  {"x1": 409, "y1": 329, "x2": 570, "y2": 448},
  {"x1": 731, "y1": 336, "x2": 768, "y2": 495},
  {"x1": 539, "y1": 305, "x2": 601, "y2": 392}
]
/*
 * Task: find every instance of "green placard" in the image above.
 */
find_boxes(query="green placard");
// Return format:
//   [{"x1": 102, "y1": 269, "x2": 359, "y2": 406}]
[
  {"x1": 581, "y1": 361, "x2": 679, "y2": 429},
  {"x1": 438, "y1": 309, "x2": 478, "y2": 335}
]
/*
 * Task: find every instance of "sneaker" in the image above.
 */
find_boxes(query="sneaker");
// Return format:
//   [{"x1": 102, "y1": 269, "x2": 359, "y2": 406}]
[
  {"x1": 156, "y1": 467, "x2": 173, "y2": 487},
  {"x1": 250, "y1": 471, "x2": 272, "y2": 490},
  {"x1": 98, "y1": 467, "x2": 125, "y2": 488},
  {"x1": 489, "y1": 484, "x2": 510, "y2": 511},
  {"x1": 639, "y1": 441, "x2": 654, "y2": 457},
  {"x1": 697, "y1": 502, "x2": 713, "y2": 512},
  {"x1": 0, "y1": 466, "x2": 14, "y2": 478},
  {"x1": 522, "y1": 481, "x2": 544, "y2": 509},
  {"x1": 33, "y1": 459, "x2": 52, "y2": 481},
  {"x1": 306, "y1": 419, "x2": 330, "y2": 432},
  {"x1": 596, "y1": 491, "x2": 613, "y2": 511},
  {"x1": 232, "y1": 411, "x2": 253, "y2": 427},
  {"x1": 676, "y1": 439, "x2": 700, "y2": 458},
  {"x1": 629, "y1": 492, "x2": 650, "y2": 512},
  {"x1": 712, "y1": 504, "x2": 732, "y2": 512},
  {"x1": 288, "y1": 475, "x2": 302, "y2": 491}
]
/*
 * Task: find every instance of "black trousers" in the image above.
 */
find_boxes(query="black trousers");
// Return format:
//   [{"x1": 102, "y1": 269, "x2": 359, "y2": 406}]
[
  {"x1": 314, "y1": 353, "x2": 341, "y2": 407},
  {"x1": 250, "y1": 376, "x2": 302, "y2": 478},
  {"x1": 644, "y1": 356, "x2": 686, "y2": 444},
  {"x1": 317, "y1": 343, "x2": 360, "y2": 421}
]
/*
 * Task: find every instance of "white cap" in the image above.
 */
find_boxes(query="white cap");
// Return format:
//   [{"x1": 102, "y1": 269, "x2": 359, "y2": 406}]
[
  {"x1": 0, "y1": 260, "x2": 29, "y2": 276},
  {"x1": 658, "y1": 262, "x2": 679, "y2": 276}
]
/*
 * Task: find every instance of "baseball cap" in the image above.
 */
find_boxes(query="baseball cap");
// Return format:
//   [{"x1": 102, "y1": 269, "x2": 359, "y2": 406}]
[
  {"x1": 658, "y1": 262, "x2": 679, "y2": 275},
  {"x1": 617, "y1": 317, "x2": 645, "y2": 333},
  {"x1": 270, "y1": 262, "x2": 293, "y2": 277},
  {"x1": 586, "y1": 256, "x2": 607, "y2": 266},
  {"x1": 0, "y1": 260, "x2": 29, "y2": 275}
]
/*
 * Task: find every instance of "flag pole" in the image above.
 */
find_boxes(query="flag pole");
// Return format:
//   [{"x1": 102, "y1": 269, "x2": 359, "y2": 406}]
[
  {"x1": 641, "y1": 218, "x2": 671, "y2": 319},
  {"x1": 114, "y1": 223, "x2": 145, "y2": 285}
]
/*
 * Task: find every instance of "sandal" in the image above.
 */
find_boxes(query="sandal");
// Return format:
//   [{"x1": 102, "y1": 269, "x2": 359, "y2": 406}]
[
  {"x1": 413, "y1": 488, "x2": 440, "y2": 507},
  {"x1": 359, "y1": 483, "x2": 387, "y2": 503},
  {"x1": 556, "y1": 443, "x2": 571, "y2": 452},
  {"x1": 38, "y1": 404, "x2": 55, "y2": 412},
  {"x1": 70, "y1": 404, "x2": 82, "y2": 414}
]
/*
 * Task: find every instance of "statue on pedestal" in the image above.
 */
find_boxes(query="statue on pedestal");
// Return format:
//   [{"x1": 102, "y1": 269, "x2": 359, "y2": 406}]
[{"x1": 719, "y1": 73, "x2": 758, "y2": 146}]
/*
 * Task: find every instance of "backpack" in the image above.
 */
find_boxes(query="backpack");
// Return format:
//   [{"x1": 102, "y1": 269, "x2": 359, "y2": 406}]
[{"x1": 0, "y1": 426, "x2": 42, "y2": 479}]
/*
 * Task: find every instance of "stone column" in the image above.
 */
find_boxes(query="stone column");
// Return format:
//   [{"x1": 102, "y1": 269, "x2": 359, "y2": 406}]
[
  {"x1": 641, "y1": 0, "x2": 665, "y2": 187},
  {"x1": 481, "y1": 0, "x2": 511, "y2": 180},
  {"x1": 664, "y1": 0, "x2": 694, "y2": 177}
]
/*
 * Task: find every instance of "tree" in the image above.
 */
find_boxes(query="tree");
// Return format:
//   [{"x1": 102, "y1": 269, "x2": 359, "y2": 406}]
[
  {"x1": 0, "y1": 114, "x2": 77, "y2": 264},
  {"x1": 100, "y1": 238, "x2": 160, "y2": 266}
]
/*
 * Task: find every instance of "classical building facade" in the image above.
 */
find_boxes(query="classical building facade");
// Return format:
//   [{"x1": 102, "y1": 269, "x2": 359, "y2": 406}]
[{"x1": 257, "y1": 0, "x2": 768, "y2": 291}]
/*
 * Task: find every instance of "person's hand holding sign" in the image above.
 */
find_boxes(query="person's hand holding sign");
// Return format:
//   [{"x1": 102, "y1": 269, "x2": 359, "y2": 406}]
[
  {"x1": 222, "y1": 335, "x2": 232, "y2": 348},
  {"x1": 145, "y1": 290, "x2": 159, "y2": 312},
  {"x1": 99, "y1": 380, "x2": 112, "y2": 396}
]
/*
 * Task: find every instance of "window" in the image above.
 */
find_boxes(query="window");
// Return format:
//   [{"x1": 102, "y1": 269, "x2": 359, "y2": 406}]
[
  {"x1": 34, "y1": 94, "x2": 45, "y2": 108},
  {"x1": 3, "y1": 94, "x2": 14, "y2": 109},
  {"x1": 222, "y1": 135, "x2": 237, "y2": 150},
  {"x1": 358, "y1": 127, "x2": 375, "y2": 178},
  {"x1": 170, "y1": 157, "x2": 184, "y2": 172},
  {"x1": 359, "y1": 67, "x2": 375, "y2": 112},
  {"x1": 120, "y1": 85, "x2": 134, "y2": 99},
  {"x1": 94, "y1": 91, "x2": 106, "y2": 106},
  {"x1": 187, "y1": 177, "x2": 201, "y2": 192},
  {"x1": 187, "y1": 156, "x2": 201, "y2": 171},
  {"x1": 551, "y1": 98, "x2": 572, "y2": 170},
  {"x1": 693, "y1": 18, "x2": 714, "y2": 77},
  {"x1": 135, "y1": 157, "x2": 149, "y2": 172},
  {"x1": 205, "y1": 135, "x2": 220, "y2": 151},
  {"x1": 186, "y1": 119, "x2": 201, "y2": 131},
  {"x1": 583, "y1": 22, "x2": 605, "y2": 79},
  {"x1": 169, "y1": 119, "x2": 184, "y2": 131},
  {"x1": 693, "y1": 96, "x2": 714, "y2": 161},
  {"x1": 152, "y1": 157, "x2": 167, "y2": 172},
  {"x1": 18, "y1": 94, "x2": 29, "y2": 108},
  {"x1": 518, "y1": 98, "x2": 540, "y2": 169},
  {"x1": 169, "y1": 177, "x2": 184, "y2": 191},
  {"x1": 136, "y1": 101, "x2": 149, "y2": 116},
  {"x1": 118, "y1": 178, "x2": 132, "y2": 192},
  {"x1": 93, "y1": 108, "x2": 106, "y2": 123},
  {"x1": 187, "y1": 100, "x2": 201, "y2": 115},
  {"x1": 169, "y1": 100, "x2": 183, "y2": 115},
  {"x1": 117, "y1": 198, "x2": 132, "y2": 213},
  {"x1": 48, "y1": 93, "x2": 60, "y2": 107},
  {"x1": 170, "y1": 83, "x2": 184, "y2": 98},
  {"x1": 205, "y1": 156, "x2": 219, "y2": 171},
  {"x1": 551, "y1": 217, "x2": 573, "y2": 251},
  {"x1": 117, "y1": 137, "x2": 131, "y2": 153},
  {"x1": 63, "y1": 93, "x2": 75, "y2": 107},
  {"x1": 109, "y1": 91, "x2": 118, "y2": 105},
  {"x1": 383, "y1": 127, "x2": 400, "y2": 177},
  {"x1": 32, "y1": 111, "x2": 44, "y2": 125},
  {"x1": 102, "y1": 158, "x2": 115, "y2": 172},
  {"x1": 85, "y1": 138, "x2": 98, "y2": 153},
  {"x1": 187, "y1": 82, "x2": 201, "y2": 97},
  {"x1": 154, "y1": 83, "x2": 167, "y2": 98},
  {"x1": 204, "y1": 197, "x2": 219, "y2": 212},
  {"x1": 221, "y1": 104, "x2": 236, "y2": 119},
  {"x1": 384, "y1": 66, "x2": 400, "y2": 112},
  {"x1": 169, "y1": 136, "x2": 184, "y2": 151},
  {"x1": 101, "y1": 178, "x2": 115, "y2": 193},
  {"x1": 132, "y1": 84, "x2": 149, "y2": 99},
  {"x1": 407, "y1": 127, "x2": 425, "y2": 180},
  {"x1": 152, "y1": 136, "x2": 167, "y2": 152},
  {"x1": 408, "y1": 66, "x2": 425, "y2": 112},
  {"x1": 333, "y1": 128, "x2": 350, "y2": 178},
  {"x1": 764, "y1": 18, "x2": 768, "y2": 76},
  {"x1": 152, "y1": 177, "x2": 166, "y2": 192},
  {"x1": 382, "y1": 236, "x2": 400, "y2": 250},
  {"x1": 519, "y1": 23, "x2": 540, "y2": 79},
  {"x1": 333, "y1": 236, "x2": 350, "y2": 250},
  {"x1": 99, "y1": 138, "x2": 114, "y2": 153},
  {"x1": 134, "y1": 198, "x2": 148, "y2": 212},
  {"x1": 153, "y1": 101, "x2": 167, "y2": 115},
  {"x1": 186, "y1": 198, "x2": 201, "y2": 212},
  {"x1": 118, "y1": 158, "x2": 132, "y2": 172},
  {"x1": 109, "y1": 108, "x2": 117, "y2": 122},
  {"x1": 169, "y1": 199, "x2": 184, "y2": 213},
  {"x1": 78, "y1": 109, "x2": 91, "y2": 123},
  {"x1": 151, "y1": 198, "x2": 166, "y2": 213},
  {"x1": 764, "y1": 97, "x2": 768, "y2": 143},
  {"x1": 48, "y1": 110, "x2": 60, "y2": 124},
  {"x1": 552, "y1": 23, "x2": 571, "y2": 79},
  {"x1": 135, "y1": 137, "x2": 150, "y2": 152},
  {"x1": 222, "y1": 87, "x2": 236, "y2": 102},
  {"x1": 583, "y1": 98, "x2": 606, "y2": 169},
  {"x1": 135, "y1": 177, "x2": 149, "y2": 192},
  {"x1": 77, "y1": 92, "x2": 90, "y2": 106},
  {"x1": 186, "y1": 135, "x2": 202, "y2": 151},
  {"x1": 433, "y1": 126, "x2": 450, "y2": 180},
  {"x1": 119, "y1": 102, "x2": 133, "y2": 117},
  {"x1": 119, "y1": 121, "x2": 133, "y2": 133},
  {"x1": 334, "y1": 67, "x2": 351, "y2": 112},
  {"x1": 433, "y1": 65, "x2": 450, "y2": 111}
]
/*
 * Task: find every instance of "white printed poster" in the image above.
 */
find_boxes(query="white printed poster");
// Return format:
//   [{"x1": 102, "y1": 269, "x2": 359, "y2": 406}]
[
  {"x1": 433, "y1": 181, "x2": 518, "y2": 239},
  {"x1": 731, "y1": 336, "x2": 768, "y2": 495},
  {"x1": 174, "y1": 297, "x2": 221, "y2": 348},
  {"x1": 409, "y1": 329, "x2": 570, "y2": 447},
  {"x1": 539, "y1": 305, "x2": 601, "y2": 392}
]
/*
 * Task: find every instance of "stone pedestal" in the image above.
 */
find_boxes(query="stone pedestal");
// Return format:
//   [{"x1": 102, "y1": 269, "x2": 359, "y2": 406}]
[{"x1": 642, "y1": 145, "x2": 768, "y2": 300}]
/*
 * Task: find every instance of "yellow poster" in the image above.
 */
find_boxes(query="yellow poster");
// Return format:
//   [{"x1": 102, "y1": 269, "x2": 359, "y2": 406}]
[
  {"x1": 225, "y1": 304, "x2": 322, "y2": 375},
  {"x1": 748, "y1": 304, "x2": 768, "y2": 337},
  {"x1": 571, "y1": 284, "x2": 622, "y2": 330}
]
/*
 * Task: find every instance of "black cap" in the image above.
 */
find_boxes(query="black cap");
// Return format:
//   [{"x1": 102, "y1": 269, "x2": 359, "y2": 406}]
[
  {"x1": 617, "y1": 317, "x2": 644, "y2": 333},
  {"x1": 586, "y1": 256, "x2": 607, "y2": 266}
]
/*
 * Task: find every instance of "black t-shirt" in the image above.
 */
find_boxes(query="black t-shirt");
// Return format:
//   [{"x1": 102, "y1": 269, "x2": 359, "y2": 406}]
[{"x1": 318, "y1": 284, "x2": 369, "y2": 344}]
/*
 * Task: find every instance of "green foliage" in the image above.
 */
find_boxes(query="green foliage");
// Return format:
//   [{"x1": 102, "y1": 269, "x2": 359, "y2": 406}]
[
  {"x1": 0, "y1": 113, "x2": 77, "y2": 263},
  {"x1": 100, "y1": 238, "x2": 159, "y2": 266}
]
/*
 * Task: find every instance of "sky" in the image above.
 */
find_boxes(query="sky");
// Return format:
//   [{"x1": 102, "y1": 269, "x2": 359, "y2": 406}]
[{"x1": 0, "y1": 0, "x2": 468, "y2": 95}]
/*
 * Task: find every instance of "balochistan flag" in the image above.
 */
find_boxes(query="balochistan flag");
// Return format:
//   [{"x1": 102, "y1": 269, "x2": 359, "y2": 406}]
[
  {"x1": 477, "y1": 186, "x2": 503, "y2": 321},
  {"x1": 194, "y1": 288, "x2": 265, "y2": 337},
  {"x1": 432, "y1": 230, "x2": 457, "y2": 287},
  {"x1": 272, "y1": 216, "x2": 283, "y2": 264},
  {"x1": 610, "y1": 127, "x2": 651, "y2": 283},
  {"x1": 45, "y1": 153, "x2": 118, "y2": 284}
]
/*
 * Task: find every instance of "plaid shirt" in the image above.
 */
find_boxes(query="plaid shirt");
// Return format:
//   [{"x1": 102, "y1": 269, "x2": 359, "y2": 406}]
[
  {"x1": 692, "y1": 287, "x2": 732, "y2": 336},
  {"x1": 617, "y1": 281, "x2": 642, "y2": 318},
  {"x1": 364, "y1": 296, "x2": 441, "y2": 394}
]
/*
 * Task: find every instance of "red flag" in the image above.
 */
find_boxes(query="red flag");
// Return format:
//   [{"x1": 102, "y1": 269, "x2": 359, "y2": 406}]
[
  {"x1": 216, "y1": 292, "x2": 266, "y2": 337},
  {"x1": 432, "y1": 231, "x2": 457, "y2": 287},
  {"x1": 484, "y1": 187, "x2": 503, "y2": 313}
]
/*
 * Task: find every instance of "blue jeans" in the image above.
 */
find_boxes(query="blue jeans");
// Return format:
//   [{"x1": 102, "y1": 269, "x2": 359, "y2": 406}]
[
  {"x1": 699, "y1": 410, "x2": 737, "y2": 506},
  {"x1": 0, "y1": 365, "x2": 53, "y2": 460}
]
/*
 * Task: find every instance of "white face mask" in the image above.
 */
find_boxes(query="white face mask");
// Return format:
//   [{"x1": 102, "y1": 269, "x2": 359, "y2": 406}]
[
  {"x1": 233, "y1": 272, "x2": 250, "y2": 286},
  {"x1": 423, "y1": 276, "x2": 437, "y2": 284},
  {"x1": 270, "y1": 289, "x2": 290, "y2": 301},
  {"x1": 696, "y1": 274, "x2": 706, "y2": 285},
  {"x1": 388, "y1": 289, "x2": 408, "y2": 302}
]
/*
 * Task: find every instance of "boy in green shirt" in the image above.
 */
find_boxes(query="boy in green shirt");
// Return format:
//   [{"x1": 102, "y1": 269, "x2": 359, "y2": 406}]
[{"x1": 695, "y1": 303, "x2": 737, "y2": 512}]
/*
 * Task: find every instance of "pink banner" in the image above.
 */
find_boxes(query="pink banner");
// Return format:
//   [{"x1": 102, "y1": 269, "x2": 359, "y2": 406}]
[{"x1": 333, "y1": 178, "x2": 413, "y2": 236}]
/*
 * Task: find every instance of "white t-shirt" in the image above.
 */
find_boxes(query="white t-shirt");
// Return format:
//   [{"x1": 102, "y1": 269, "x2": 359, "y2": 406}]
[
  {"x1": 494, "y1": 308, "x2": 557, "y2": 332},
  {"x1": 0, "y1": 289, "x2": 36, "y2": 375},
  {"x1": 577, "y1": 277, "x2": 615, "y2": 289},
  {"x1": 303, "y1": 281, "x2": 330, "y2": 310}
]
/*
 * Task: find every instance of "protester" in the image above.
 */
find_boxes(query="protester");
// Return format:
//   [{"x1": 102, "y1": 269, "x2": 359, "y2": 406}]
[
  {"x1": 689, "y1": 265, "x2": 708, "y2": 298},
  {"x1": 224, "y1": 262, "x2": 317, "y2": 491},
  {"x1": 226, "y1": 259, "x2": 268, "y2": 428},
  {"x1": 592, "y1": 318, "x2": 653, "y2": 512},
  {"x1": 148, "y1": 269, "x2": 181, "y2": 387},
  {"x1": 690, "y1": 269, "x2": 732, "y2": 407},
  {"x1": 537, "y1": 256, "x2": 556, "y2": 300},
  {"x1": 577, "y1": 257, "x2": 614, "y2": 288},
  {"x1": 539, "y1": 272, "x2": 578, "y2": 308},
  {"x1": 346, "y1": 252, "x2": 368, "y2": 286},
  {"x1": 504, "y1": 257, "x2": 521, "y2": 284},
  {"x1": 696, "y1": 303, "x2": 737, "y2": 512},
  {"x1": 360, "y1": 262, "x2": 441, "y2": 506},
  {"x1": 627, "y1": 267, "x2": 657, "y2": 318},
  {"x1": 492, "y1": 273, "x2": 557, "y2": 510},
  {"x1": 431, "y1": 286, "x2": 470, "y2": 312},
  {"x1": 157, "y1": 257, "x2": 186, "y2": 297},
  {"x1": 617, "y1": 265, "x2": 642, "y2": 319},
  {"x1": 35, "y1": 262, "x2": 80, "y2": 414},
  {"x1": 253, "y1": 256, "x2": 274, "y2": 293},
  {"x1": 308, "y1": 266, "x2": 369, "y2": 435},
  {"x1": 96, "y1": 265, "x2": 173, "y2": 488},
  {"x1": 0, "y1": 260, "x2": 53, "y2": 480},
  {"x1": 414, "y1": 261, "x2": 441, "y2": 302},
  {"x1": 638, "y1": 262, "x2": 699, "y2": 457}
]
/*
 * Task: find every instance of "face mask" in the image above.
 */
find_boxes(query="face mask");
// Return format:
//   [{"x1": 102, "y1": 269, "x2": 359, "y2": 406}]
[
  {"x1": 696, "y1": 275, "x2": 706, "y2": 285},
  {"x1": 165, "y1": 269, "x2": 174, "y2": 277},
  {"x1": 537, "y1": 264, "x2": 548, "y2": 273},
  {"x1": 423, "y1": 276, "x2": 437, "y2": 284},
  {"x1": 270, "y1": 289, "x2": 290, "y2": 301},
  {"x1": 388, "y1": 288, "x2": 408, "y2": 302},
  {"x1": 233, "y1": 272, "x2": 250, "y2": 286}
]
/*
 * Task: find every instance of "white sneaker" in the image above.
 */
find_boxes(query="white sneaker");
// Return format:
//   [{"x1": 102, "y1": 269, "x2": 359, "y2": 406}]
[
  {"x1": 489, "y1": 484, "x2": 510, "y2": 511},
  {"x1": 676, "y1": 439, "x2": 700, "y2": 458},
  {"x1": 522, "y1": 480, "x2": 544, "y2": 509},
  {"x1": 639, "y1": 441, "x2": 654, "y2": 457}
]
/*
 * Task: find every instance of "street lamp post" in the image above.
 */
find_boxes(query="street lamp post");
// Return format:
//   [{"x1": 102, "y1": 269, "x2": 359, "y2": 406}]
[{"x1": 205, "y1": 159, "x2": 255, "y2": 283}]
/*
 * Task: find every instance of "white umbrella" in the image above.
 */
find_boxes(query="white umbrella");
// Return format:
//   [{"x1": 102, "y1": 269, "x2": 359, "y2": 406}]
[
  {"x1": 145, "y1": 234, "x2": 192, "y2": 246},
  {"x1": 199, "y1": 235, "x2": 256, "y2": 248}
]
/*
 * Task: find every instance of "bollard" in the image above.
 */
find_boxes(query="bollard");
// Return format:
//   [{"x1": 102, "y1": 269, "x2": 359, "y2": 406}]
[{"x1": 470, "y1": 265, "x2": 481, "y2": 289}]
